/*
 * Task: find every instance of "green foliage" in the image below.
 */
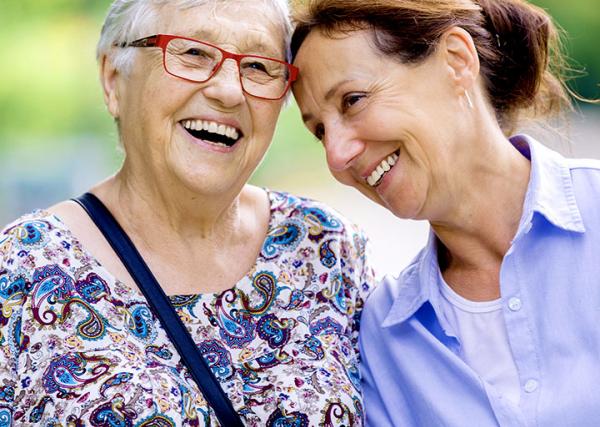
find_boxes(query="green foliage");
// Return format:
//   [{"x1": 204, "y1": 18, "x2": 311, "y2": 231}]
[
  {"x1": 251, "y1": 101, "x2": 327, "y2": 188},
  {"x1": 0, "y1": 1, "x2": 112, "y2": 149},
  {"x1": 530, "y1": 0, "x2": 600, "y2": 99}
]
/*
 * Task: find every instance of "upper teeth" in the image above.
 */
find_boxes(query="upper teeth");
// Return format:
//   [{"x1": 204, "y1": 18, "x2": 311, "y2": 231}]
[
  {"x1": 367, "y1": 153, "x2": 399, "y2": 187},
  {"x1": 182, "y1": 119, "x2": 240, "y2": 140}
]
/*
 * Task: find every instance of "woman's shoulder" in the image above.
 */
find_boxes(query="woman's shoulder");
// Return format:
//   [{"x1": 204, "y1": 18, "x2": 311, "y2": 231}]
[
  {"x1": 268, "y1": 188, "x2": 365, "y2": 237},
  {"x1": 265, "y1": 189, "x2": 375, "y2": 289},
  {"x1": 0, "y1": 209, "x2": 83, "y2": 294},
  {"x1": 1, "y1": 209, "x2": 60, "y2": 260}
]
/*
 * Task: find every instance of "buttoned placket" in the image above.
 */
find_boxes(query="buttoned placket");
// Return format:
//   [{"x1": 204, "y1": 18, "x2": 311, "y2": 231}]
[{"x1": 497, "y1": 218, "x2": 542, "y2": 427}]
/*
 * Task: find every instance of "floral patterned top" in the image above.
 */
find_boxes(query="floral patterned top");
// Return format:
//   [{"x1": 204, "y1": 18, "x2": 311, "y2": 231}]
[{"x1": 0, "y1": 190, "x2": 374, "y2": 426}]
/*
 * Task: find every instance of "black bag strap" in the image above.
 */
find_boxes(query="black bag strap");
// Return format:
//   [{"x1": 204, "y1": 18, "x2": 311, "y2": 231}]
[{"x1": 73, "y1": 192, "x2": 244, "y2": 427}]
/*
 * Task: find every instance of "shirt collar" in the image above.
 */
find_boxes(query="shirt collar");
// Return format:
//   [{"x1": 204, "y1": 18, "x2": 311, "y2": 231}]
[
  {"x1": 381, "y1": 134, "x2": 585, "y2": 328},
  {"x1": 512, "y1": 134, "x2": 585, "y2": 235},
  {"x1": 382, "y1": 230, "x2": 439, "y2": 327}
]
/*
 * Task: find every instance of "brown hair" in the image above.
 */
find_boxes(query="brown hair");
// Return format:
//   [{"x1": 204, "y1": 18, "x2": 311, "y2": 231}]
[{"x1": 291, "y1": 0, "x2": 573, "y2": 133}]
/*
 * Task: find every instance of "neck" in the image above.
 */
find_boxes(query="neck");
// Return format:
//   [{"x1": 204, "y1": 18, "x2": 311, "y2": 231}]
[
  {"x1": 430, "y1": 126, "x2": 531, "y2": 298},
  {"x1": 92, "y1": 165, "x2": 250, "y2": 244}
]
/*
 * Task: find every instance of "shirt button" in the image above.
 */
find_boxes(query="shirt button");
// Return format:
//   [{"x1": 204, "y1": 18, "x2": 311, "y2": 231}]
[
  {"x1": 508, "y1": 297, "x2": 522, "y2": 311},
  {"x1": 524, "y1": 379, "x2": 539, "y2": 393}
]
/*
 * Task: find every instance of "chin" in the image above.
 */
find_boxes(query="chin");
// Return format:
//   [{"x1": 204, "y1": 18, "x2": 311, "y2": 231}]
[{"x1": 382, "y1": 196, "x2": 423, "y2": 220}]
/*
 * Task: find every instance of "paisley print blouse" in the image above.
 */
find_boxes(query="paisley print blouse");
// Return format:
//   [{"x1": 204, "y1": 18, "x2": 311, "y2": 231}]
[{"x1": 0, "y1": 190, "x2": 374, "y2": 426}]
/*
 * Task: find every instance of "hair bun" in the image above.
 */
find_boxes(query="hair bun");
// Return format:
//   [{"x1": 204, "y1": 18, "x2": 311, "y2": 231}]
[{"x1": 477, "y1": 0, "x2": 567, "y2": 125}]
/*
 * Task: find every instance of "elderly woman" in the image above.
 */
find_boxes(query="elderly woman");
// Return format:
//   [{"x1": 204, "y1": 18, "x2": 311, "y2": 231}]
[
  {"x1": 291, "y1": 0, "x2": 600, "y2": 425},
  {"x1": 0, "y1": 0, "x2": 374, "y2": 425}
]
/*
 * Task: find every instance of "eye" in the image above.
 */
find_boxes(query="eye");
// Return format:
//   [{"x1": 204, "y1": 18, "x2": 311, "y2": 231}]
[
  {"x1": 314, "y1": 123, "x2": 325, "y2": 141},
  {"x1": 341, "y1": 93, "x2": 366, "y2": 112},
  {"x1": 241, "y1": 58, "x2": 283, "y2": 80},
  {"x1": 185, "y1": 48, "x2": 204, "y2": 56},
  {"x1": 183, "y1": 48, "x2": 214, "y2": 61},
  {"x1": 246, "y1": 61, "x2": 268, "y2": 73}
]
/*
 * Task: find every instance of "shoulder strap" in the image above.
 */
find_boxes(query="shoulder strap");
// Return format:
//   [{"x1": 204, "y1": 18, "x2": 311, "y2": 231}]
[{"x1": 73, "y1": 193, "x2": 244, "y2": 427}]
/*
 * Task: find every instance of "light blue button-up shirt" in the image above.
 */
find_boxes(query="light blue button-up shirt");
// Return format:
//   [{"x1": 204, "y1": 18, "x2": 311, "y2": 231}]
[{"x1": 360, "y1": 135, "x2": 600, "y2": 426}]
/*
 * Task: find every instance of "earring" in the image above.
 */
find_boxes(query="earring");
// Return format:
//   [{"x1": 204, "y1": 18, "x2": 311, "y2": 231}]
[{"x1": 464, "y1": 91, "x2": 474, "y2": 109}]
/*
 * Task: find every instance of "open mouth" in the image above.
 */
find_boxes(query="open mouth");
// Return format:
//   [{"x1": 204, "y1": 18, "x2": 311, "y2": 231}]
[
  {"x1": 181, "y1": 119, "x2": 243, "y2": 148},
  {"x1": 367, "y1": 150, "x2": 400, "y2": 187}
]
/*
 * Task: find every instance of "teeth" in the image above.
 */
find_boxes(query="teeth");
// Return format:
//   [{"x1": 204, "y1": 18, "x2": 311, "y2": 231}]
[
  {"x1": 367, "y1": 152, "x2": 399, "y2": 187},
  {"x1": 181, "y1": 119, "x2": 240, "y2": 141}
]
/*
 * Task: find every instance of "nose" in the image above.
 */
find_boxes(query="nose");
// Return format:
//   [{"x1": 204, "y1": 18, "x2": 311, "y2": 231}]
[
  {"x1": 323, "y1": 123, "x2": 365, "y2": 172},
  {"x1": 202, "y1": 59, "x2": 245, "y2": 107}
]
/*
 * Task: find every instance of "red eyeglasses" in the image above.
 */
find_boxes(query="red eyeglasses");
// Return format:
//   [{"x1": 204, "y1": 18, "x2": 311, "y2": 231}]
[{"x1": 119, "y1": 34, "x2": 298, "y2": 100}]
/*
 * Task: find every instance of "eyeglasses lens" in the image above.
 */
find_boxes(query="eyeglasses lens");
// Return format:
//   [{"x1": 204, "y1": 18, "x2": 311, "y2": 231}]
[{"x1": 165, "y1": 38, "x2": 290, "y2": 99}]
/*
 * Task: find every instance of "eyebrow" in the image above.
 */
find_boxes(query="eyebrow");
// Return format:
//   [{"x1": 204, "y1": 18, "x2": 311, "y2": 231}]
[
  {"x1": 301, "y1": 79, "x2": 352, "y2": 123},
  {"x1": 188, "y1": 30, "x2": 281, "y2": 58},
  {"x1": 189, "y1": 29, "x2": 216, "y2": 41},
  {"x1": 325, "y1": 79, "x2": 352, "y2": 101},
  {"x1": 241, "y1": 40, "x2": 281, "y2": 58}
]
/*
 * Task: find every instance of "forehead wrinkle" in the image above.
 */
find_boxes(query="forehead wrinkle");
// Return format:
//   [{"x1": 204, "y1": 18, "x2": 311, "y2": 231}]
[
  {"x1": 296, "y1": 33, "x2": 353, "y2": 103},
  {"x1": 186, "y1": 28, "x2": 218, "y2": 41},
  {"x1": 239, "y1": 38, "x2": 280, "y2": 58},
  {"x1": 181, "y1": 26, "x2": 281, "y2": 58},
  {"x1": 164, "y1": 1, "x2": 284, "y2": 57}
]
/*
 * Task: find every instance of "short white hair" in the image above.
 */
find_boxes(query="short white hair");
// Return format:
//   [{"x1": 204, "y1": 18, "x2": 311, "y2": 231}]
[{"x1": 97, "y1": 0, "x2": 292, "y2": 73}]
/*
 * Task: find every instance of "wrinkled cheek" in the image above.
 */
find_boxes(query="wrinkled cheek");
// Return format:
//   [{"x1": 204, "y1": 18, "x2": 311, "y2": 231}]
[{"x1": 254, "y1": 101, "x2": 283, "y2": 130}]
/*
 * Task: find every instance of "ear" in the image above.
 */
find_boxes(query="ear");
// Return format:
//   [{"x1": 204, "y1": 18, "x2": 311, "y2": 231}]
[
  {"x1": 440, "y1": 27, "x2": 480, "y2": 94},
  {"x1": 99, "y1": 54, "x2": 121, "y2": 118}
]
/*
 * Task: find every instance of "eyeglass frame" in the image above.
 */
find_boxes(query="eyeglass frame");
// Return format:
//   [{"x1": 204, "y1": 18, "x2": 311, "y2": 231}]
[{"x1": 116, "y1": 34, "x2": 299, "y2": 101}]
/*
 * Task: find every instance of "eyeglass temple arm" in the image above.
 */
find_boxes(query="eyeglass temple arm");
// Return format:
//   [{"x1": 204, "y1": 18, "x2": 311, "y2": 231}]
[
  {"x1": 289, "y1": 66, "x2": 299, "y2": 82},
  {"x1": 115, "y1": 35, "x2": 159, "y2": 48}
]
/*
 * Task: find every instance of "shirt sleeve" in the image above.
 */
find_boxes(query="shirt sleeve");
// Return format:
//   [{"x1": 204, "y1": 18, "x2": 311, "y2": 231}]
[
  {"x1": 360, "y1": 348, "x2": 395, "y2": 427},
  {"x1": 341, "y1": 224, "x2": 377, "y2": 360},
  {"x1": 0, "y1": 231, "x2": 24, "y2": 426}
]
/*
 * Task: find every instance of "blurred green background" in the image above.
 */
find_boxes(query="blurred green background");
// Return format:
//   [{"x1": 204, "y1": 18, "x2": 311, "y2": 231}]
[{"x1": 1, "y1": 0, "x2": 598, "y2": 273}]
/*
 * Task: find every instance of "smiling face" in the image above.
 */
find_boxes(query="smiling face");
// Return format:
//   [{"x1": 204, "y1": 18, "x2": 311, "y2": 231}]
[
  {"x1": 293, "y1": 29, "x2": 470, "y2": 220},
  {"x1": 103, "y1": 1, "x2": 286, "y2": 198}
]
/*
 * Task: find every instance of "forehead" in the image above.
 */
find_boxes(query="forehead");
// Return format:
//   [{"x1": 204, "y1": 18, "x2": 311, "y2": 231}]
[
  {"x1": 155, "y1": 2, "x2": 285, "y2": 56},
  {"x1": 294, "y1": 30, "x2": 381, "y2": 91},
  {"x1": 295, "y1": 29, "x2": 381, "y2": 75}
]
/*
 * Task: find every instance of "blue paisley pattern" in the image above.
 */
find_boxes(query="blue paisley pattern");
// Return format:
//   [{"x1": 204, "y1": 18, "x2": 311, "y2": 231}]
[
  {"x1": 261, "y1": 219, "x2": 307, "y2": 259},
  {"x1": 198, "y1": 339, "x2": 234, "y2": 381},
  {"x1": 126, "y1": 303, "x2": 158, "y2": 343},
  {"x1": 0, "y1": 190, "x2": 374, "y2": 426}
]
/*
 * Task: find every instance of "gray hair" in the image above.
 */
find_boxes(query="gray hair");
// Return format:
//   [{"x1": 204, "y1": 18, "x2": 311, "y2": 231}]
[{"x1": 97, "y1": 0, "x2": 292, "y2": 73}]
